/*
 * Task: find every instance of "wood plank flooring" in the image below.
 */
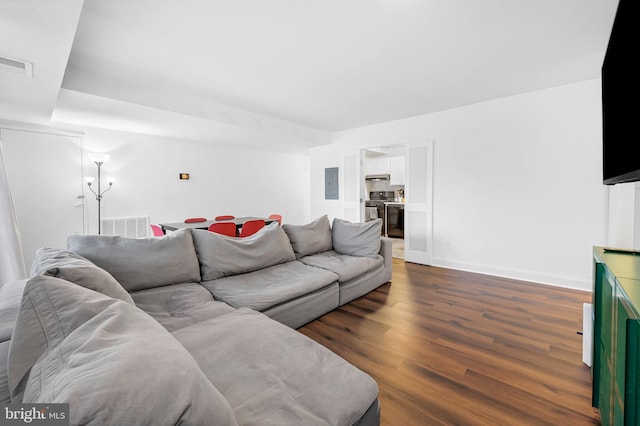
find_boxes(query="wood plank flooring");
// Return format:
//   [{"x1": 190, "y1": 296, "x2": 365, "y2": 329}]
[{"x1": 298, "y1": 259, "x2": 600, "y2": 425}]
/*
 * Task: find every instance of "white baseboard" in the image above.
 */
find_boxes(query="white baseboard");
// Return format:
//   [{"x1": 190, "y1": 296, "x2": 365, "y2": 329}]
[{"x1": 431, "y1": 257, "x2": 592, "y2": 292}]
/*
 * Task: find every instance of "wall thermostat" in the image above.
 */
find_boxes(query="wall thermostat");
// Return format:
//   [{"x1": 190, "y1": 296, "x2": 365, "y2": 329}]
[{"x1": 179, "y1": 173, "x2": 190, "y2": 180}]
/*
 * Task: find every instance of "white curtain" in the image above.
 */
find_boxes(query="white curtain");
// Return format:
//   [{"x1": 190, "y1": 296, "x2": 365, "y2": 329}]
[{"x1": 0, "y1": 135, "x2": 27, "y2": 285}]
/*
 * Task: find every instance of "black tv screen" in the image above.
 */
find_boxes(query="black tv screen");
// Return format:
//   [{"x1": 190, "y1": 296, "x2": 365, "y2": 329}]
[{"x1": 602, "y1": 0, "x2": 640, "y2": 185}]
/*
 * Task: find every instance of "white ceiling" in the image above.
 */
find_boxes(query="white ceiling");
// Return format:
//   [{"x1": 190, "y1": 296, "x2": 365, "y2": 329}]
[
  {"x1": 0, "y1": 0, "x2": 83, "y2": 124},
  {"x1": 1, "y1": 0, "x2": 619, "y2": 150}
]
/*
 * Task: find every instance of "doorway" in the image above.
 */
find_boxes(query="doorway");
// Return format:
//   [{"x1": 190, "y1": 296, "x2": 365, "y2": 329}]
[
  {"x1": 391, "y1": 238, "x2": 405, "y2": 259},
  {"x1": 1, "y1": 128, "x2": 86, "y2": 268},
  {"x1": 358, "y1": 140, "x2": 433, "y2": 265}
]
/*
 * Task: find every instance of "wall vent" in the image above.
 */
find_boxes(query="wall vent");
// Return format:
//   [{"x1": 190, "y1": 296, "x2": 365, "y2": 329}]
[
  {"x1": 101, "y1": 216, "x2": 151, "y2": 238},
  {"x1": 0, "y1": 56, "x2": 33, "y2": 78}
]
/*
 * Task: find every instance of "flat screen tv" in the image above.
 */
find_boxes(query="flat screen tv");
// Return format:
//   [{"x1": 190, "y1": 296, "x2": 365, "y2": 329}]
[{"x1": 602, "y1": 0, "x2": 640, "y2": 185}]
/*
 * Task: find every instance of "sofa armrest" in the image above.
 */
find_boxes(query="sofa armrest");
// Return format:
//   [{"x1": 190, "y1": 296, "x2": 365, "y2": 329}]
[
  {"x1": 379, "y1": 237, "x2": 392, "y2": 258},
  {"x1": 379, "y1": 237, "x2": 393, "y2": 283}
]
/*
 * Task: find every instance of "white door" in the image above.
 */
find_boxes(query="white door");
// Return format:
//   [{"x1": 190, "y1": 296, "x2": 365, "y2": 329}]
[
  {"x1": 404, "y1": 140, "x2": 434, "y2": 265},
  {"x1": 1, "y1": 128, "x2": 85, "y2": 268},
  {"x1": 342, "y1": 150, "x2": 363, "y2": 222}
]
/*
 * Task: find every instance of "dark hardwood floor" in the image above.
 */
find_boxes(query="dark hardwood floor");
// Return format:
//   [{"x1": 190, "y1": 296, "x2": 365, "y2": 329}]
[{"x1": 298, "y1": 258, "x2": 600, "y2": 425}]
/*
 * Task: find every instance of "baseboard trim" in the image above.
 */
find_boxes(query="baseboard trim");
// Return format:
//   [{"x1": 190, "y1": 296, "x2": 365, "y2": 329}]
[{"x1": 431, "y1": 257, "x2": 592, "y2": 292}]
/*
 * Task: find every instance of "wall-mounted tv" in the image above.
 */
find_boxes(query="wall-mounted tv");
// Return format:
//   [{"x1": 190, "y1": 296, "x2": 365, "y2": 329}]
[{"x1": 602, "y1": 0, "x2": 640, "y2": 185}]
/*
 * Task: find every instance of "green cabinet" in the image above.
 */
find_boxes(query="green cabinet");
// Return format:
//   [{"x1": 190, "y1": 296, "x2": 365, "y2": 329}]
[{"x1": 593, "y1": 247, "x2": 640, "y2": 425}]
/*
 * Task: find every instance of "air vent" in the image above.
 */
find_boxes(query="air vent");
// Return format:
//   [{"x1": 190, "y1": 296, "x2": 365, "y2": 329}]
[
  {"x1": 101, "y1": 216, "x2": 152, "y2": 238},
  {"x1": 0, "y1": 56, "x2": 33, "y2": 78}
]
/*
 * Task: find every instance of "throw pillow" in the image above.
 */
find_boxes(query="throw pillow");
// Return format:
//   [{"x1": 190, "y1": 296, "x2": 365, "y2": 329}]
[
  {"x1": 193, "y1": 222, "x2": 296, "y2": 281},
  {"x1": 67, "y1": 228, "x2": 201, "y2": 292},
  {"x1": 8, "y1": 275, "x2": 238, "y2": 426},
  {"x1": 332, "y1": 218, "x2": 382, "y2": 258},
  {"x1": 30, "y1": 247, "x2": 134, "y2": 305},
  {"x1": 282, "y1": 215, "x2": 333, "y2": 259}
]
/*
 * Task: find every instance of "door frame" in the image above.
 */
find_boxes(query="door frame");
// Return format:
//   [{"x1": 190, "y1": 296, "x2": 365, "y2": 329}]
[
  {"x1": 0, "y1": 124, "x2": 88, "y2": 268},
  {"x1": 358, "y1": 140, "x2": 434, "y2": 265}
]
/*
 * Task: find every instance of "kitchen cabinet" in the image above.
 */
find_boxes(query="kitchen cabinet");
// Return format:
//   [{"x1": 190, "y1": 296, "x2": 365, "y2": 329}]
[
  {"x1": 366, "y1": 156, "x2": 405, "y2": 185},
  {"x1": 366, "y1": 158, "x2": 389, "y2": 176},
  {"x1": 389, "y1": 156, "x2": 405, "y2": 185},
  {"x1": 592, "y1": 247, "x2": 640, "y2": 425}
]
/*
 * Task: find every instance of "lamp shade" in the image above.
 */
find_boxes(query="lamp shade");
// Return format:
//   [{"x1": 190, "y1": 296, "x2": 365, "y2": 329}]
[
  {"x1": 88, "y1": 153, "x2": 110, "y2": 163},
  {"x1": 84, "y1": 176, "x2": 95, "y2": 184}
]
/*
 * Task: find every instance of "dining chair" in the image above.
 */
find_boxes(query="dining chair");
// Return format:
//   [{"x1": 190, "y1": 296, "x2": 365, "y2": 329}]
[
  {"x1": 184, "y1": 217, "x2": 207, "y2": 223},
  {"x1": 268, "y1": 214, "x2": 282, "y2": 226},
  {"x1": 150, "y1": 224, "x2": 165, "y2": 237},
  {"x1": 208, "y1": 222, "x2": 237, "y2": 237},
  {"x1": 214, "y1": 215, "x2": 235, "y2": 221},
  {"x1": 239, "y1": 219, "x2": 265, "y2": 237}
]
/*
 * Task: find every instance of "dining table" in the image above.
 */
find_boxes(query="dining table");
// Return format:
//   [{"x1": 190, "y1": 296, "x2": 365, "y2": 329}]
[{"x1": 159, "y1": 216, "x2": 276, "y2": 234}]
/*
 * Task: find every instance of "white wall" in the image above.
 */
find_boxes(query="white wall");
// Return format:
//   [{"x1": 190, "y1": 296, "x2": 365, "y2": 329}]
[
  {"x1": 1, "y1": 127, "x2": 86, "y2": 269},
  {"x1": 607, "y1": 182, "x2": 640, "y2": 250},
  {"x1": 81, "y1": 128, "x2": 311, "y2": 232},
  {"x1": 1, "y1": 125, "x2": 311, "y2": 269},
  {"x1": 310, "y1": 148, "x2": 353, "y2": 222},
  {"x1": 312, "y1": 79, "x2": 609, "y2": 291}
]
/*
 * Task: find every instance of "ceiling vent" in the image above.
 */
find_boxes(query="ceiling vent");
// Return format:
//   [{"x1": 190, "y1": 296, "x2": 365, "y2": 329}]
[{"x1": 0, "y1": 56, "x2": 33, "y2": 78}]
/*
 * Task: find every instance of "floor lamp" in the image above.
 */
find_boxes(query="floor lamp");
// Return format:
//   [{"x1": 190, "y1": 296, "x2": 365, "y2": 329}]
[{"x1": 85, "y1": 153, "x2": 114, "y2": 234}]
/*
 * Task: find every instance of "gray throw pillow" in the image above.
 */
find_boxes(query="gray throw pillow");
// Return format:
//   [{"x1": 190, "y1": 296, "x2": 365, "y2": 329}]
[
  {"x1": 67, "y1": 228, "x2": 201, "y2": 292},
  {"x1": 282, "y1": 215, "x2": 333, "y2": 259},
  {"x1": 8, "y1": 275, "x2": 238, "y2": 426},
  {"x1": 192, "y1": 222, "x2": 296, "y2": 281},
  {"x1": 30, "y1": 247, "x2": 134, "y2": 305},
  {"x1": 332, "y1": 218, "x2": 382, "y2": 258}
]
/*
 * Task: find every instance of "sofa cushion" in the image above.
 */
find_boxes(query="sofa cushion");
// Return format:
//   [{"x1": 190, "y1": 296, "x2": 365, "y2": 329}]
[
  {"x1": 30, "y1": 247, "x2": 134, "y2": 304},
  {"x1": 8, "y1": 275, "x2": 238, "y2": 425},
  {"x1": 0, "y1": 340, "x2": 9, "y2": 404},
  {"x1": 192, "y1": 222, "x2": 295, "y2": 281},
  {"x1": 172, "y1": 308, "x2": 379, "y2": 426},
  {"x1": 332, "y1": 218, "x2": 382, "y2": 258},
  {"x1": 201, "y1": 261, "x2": 338, "y2": 312},
  {"x1": 131, "y1": 283, "x2": 236, "y2": 332},
  {"x1": 300, "y1": 250, "x2": 385, "y2": 283},
  {"x1": 67, "y1": 228, "x2": 201, "y2": 292},
  {"x1": 0, "y1": 279, "x2": 27, "y2": 343},
  {"x1": 282, "y1": 214, "x2": 333, "y2": 259}
]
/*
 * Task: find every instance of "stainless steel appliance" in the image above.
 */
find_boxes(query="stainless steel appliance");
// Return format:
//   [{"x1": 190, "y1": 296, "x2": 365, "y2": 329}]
[
  {"x1": 366, "y1": 191, "x2": 404, "y2": 238},
  {"x1": 385, "y1": 203, "x2": 404, "y2": 238},
  {"x1": 365, "y1": 174, "x2": 390, "y2": 181},
  {"x1": 368, "y1": 191, "x2": 395, "y2": 202}
]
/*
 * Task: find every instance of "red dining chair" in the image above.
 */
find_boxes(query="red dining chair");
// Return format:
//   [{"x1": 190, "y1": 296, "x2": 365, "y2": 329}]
[
  {"x1": 150, "y1": 224, "x2": 165, "y2": 237},
  {"x1": 239, "y1": 219, "x2": 265, "y2": 237},
  {"x1": 184, "y1": 217, "x2": 207, "y2": 223},
  {"x1": 268, "y1": 214, "x2": 282, "y2": 226},
  {"x1": 208, "y1": 222, "x2": 237, "y2": 237},
  {"x1": 214, "y1": 215, "x2": 235, "y2": 221}
]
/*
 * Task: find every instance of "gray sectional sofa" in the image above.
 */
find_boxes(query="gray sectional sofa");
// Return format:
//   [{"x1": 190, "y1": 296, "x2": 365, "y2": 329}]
[{"x1": 0, "y1": 215, "x2": 392, "y2": 425}]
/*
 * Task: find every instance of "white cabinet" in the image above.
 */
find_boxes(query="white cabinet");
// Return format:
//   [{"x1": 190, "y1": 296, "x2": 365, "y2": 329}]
[
  {"x1": 366, "y1": 155, "x2": 405, "y2": 184},
  {"x1": 389, "y1": 156, "x2": 405, "y2": 185},
  {"x1": 366, "y1": 158, "x2": 389, "y2": 175}
]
